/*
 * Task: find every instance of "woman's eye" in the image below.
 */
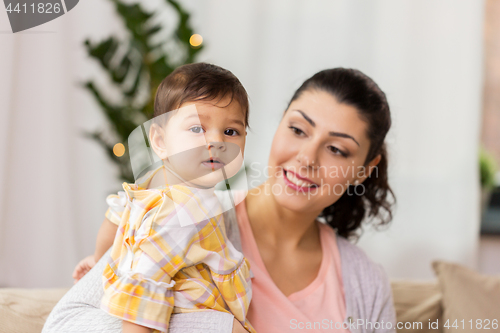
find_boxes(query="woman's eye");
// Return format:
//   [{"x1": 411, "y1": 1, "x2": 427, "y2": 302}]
[
  {"x1": 189, "y1": 126, "x2": 204, "y2": 134},
  {"x1": 329, "y1": 146, "x2": 347, "y2": 157},
  {"x1": 224, "y1": 129, "x2": 239, "y2": 136},
  {"x1": 289, "y1": 126, "x2": 304, "y2": 136}
]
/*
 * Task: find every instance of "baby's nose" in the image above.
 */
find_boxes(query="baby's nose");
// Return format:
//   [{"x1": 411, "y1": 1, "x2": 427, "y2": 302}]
[{"x1": 207, "y1": 141, "x2": 226, "y2": 151}]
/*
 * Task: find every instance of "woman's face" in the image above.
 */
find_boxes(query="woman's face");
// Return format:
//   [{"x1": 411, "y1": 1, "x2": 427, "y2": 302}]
[{"x1": 268, "y1": 89, "x2": 380, "y2": 214}]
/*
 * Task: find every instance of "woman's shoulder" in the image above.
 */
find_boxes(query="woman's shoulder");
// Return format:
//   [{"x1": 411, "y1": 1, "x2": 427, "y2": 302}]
[
  {"x1": 335, "y1": 235, "x2": 388, "y2": 282},
  {"x1": 335, "y1": 235, "x2": 372, "y2": 263},
  {"x1": 317, "y1": 224, "x2": 389, "y2": 287},
  {"x1": 338, "y1": 236, "x2": 397, "y2": 327},
  {"x1": 335, "y1": 234, "x2": 395, "y2": 325}
]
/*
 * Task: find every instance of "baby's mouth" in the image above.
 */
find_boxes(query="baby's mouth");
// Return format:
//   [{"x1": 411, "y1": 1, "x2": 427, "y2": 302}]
[{"x1": 201, "y1": 157, "x2": 225, "y2": 170}]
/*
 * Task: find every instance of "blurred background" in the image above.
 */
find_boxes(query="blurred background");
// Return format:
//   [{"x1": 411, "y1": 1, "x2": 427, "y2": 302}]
[{"x1": 1, "y1": 0, "x2": 499, "y2": 288}]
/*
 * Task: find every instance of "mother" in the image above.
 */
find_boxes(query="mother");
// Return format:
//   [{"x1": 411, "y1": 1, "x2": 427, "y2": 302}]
[{"x1": 43, "y1": 68, "x2": 396, "y2": 333}]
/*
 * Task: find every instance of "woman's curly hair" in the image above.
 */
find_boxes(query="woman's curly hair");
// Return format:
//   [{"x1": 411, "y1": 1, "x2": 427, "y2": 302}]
[{"x1": 287, "y1": 68, "x2": 395, "y2": 240}]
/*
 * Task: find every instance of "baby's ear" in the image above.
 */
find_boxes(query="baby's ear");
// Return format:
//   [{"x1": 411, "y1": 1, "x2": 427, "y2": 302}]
[{"x1": 149, "y1": 124, "x2": 168, "y2": 160}]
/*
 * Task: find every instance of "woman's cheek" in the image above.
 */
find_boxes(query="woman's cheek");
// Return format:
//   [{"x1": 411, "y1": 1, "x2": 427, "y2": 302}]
[
  {"x1": 318, "y1": 162, "x2": 353, "y2": 197},
  {"x1": 272, "y1": 128, "x2": 296, "y2": 161}
]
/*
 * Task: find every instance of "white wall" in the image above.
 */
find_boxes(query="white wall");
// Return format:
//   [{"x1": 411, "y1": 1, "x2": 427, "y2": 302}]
[
  {"x1": 0, "y1": 0, "x2": 123, "y2": 287},
  {"x1": 188, "y1": 0, "x2": 485, "y2": 279},
  {"x1": 0, "y1": 0, "x2": 485, "y2": 287}
]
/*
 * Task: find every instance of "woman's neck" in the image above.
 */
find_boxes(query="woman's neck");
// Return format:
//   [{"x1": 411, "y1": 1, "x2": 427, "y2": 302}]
[{"x1": 246, "y1": 181, "x2": 321, "y2": 251}]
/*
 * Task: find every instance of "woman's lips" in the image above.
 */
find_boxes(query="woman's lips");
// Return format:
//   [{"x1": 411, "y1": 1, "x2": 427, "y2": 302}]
[{"x1": 283, "y1": 170, "x2": 318, "y2": 192}]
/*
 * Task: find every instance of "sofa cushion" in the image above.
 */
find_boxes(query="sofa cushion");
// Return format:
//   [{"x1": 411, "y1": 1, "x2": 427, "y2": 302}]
[
  {"x1": 432, "y1": 260, "x2": 500, "y2": 333},
  {"x1": 0, "y1": 288, "x2": 69, "y2": 333},
  {"x1": 0, "y1": 281, "x2": 446, "y2": 333},
  {"x1": 391, "y1": 280, "x2": 443, "y2": 333}
]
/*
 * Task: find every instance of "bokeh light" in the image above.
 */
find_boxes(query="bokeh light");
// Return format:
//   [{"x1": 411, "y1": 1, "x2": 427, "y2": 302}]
[
  {"x1": 113, "y1": 143, "x2": 125, "y2": 157},
  {"x1": 189, "y1": 34, "x2": 203, "y2": 47}
]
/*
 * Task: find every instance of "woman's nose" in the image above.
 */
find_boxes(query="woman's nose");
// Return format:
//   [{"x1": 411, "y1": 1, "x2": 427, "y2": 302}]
[{"x1": 296, "y1": 143, "x2": 318, "y2": 168}]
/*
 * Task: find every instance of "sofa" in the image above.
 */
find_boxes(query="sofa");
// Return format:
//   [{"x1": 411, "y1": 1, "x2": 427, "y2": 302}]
[{"x1": 1, "y1": 260, "x2": 498, "y2": 333}]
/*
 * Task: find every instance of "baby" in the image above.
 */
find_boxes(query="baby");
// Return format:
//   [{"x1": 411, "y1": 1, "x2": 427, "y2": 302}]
[{"x1": 73, "y1": 63, "x2": 255, "y2": 333}]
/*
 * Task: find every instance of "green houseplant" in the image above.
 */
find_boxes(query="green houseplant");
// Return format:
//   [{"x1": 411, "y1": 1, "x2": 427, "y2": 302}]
[
  {"x1": 480, "y1": 147, "x2": 498, "y2": 213},
  {"x1": 83, "y1": 0, "x2": 203, "y2": 183}
]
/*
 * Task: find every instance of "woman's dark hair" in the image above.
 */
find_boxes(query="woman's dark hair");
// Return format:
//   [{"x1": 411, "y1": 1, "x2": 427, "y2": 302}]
[
  {"x1": 154, "y1": 62, "x2": 249, "y2": 127},
  {"x1": 288, "y1": 68, "x2": 395, "y2": 240}
]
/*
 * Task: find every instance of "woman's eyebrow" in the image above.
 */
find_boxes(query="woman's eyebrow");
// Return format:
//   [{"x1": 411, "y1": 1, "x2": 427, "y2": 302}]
[
  {"x1": 292, "y1": 109, "x2": 360, "y2": 147},
  {"x1": 329, "y1": 131, "x2": 360, "y2": 146},
  {"x1": 293, "y1": 109, "x2": 315, "y2": 127}
]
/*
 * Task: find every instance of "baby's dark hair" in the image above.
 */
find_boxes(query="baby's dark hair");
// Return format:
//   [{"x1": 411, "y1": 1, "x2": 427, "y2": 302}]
[{"x1": 153, "y1": 63, "x2": 249, "y2": 126}]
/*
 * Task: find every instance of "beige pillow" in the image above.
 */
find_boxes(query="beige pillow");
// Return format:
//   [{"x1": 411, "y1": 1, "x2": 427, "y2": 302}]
[
  {"x1": 391, "y1": 280, "x2": 443, "y2": 333},
  {"x1": 432, "y1": 261, "x2": 500, "y2": 333},
  {"x1": 0, "y1": 288, "x2": 69, "y2": 333}
]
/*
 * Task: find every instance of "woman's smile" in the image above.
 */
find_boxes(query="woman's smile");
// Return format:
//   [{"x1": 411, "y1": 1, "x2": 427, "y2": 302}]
[{"x1": 283, "y1": 169, "x2": 318, "y2": 192}]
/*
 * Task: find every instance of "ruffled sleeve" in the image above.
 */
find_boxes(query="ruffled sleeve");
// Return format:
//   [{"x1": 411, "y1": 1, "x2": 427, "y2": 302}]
[
  {"x1": 101, "y1": 268, "x2": 175, "y2": 332},
  {"x1": 104, "y1": 190, "x2": 127, "y2": 225},
  {"x1": 101, "y1": 186, "x2": 183, "y2": 332},
  {"x1": 210, "y1": 258, "x2": 257, "y2": 333}
]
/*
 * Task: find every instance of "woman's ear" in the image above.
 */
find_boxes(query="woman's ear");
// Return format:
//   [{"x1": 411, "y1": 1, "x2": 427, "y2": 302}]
[
  {"x1": 357, "y1": 154, "x2": 381, "y2": 184},
  {"x1": 149, "y1": 124, "x2": 168, "y2": 160}
]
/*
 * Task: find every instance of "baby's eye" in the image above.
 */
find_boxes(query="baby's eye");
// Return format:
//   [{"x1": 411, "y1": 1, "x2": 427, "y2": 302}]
[
  {"x1": 189, "y1": 126, "x2": 205, "y2": 134},
  {"x1": 224, "y1": 129, "x2": 239, "y2": 136}
]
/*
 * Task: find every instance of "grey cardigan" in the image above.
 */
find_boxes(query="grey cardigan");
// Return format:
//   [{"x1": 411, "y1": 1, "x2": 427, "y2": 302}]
[{"x1": 43, "y1": 192, "x2": 396, "y2": 333}]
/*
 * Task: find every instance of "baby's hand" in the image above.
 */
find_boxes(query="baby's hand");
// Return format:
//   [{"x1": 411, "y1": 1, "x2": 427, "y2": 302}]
[{"x1": 72, "y1": 255, "x2": 96, "y2": 283}]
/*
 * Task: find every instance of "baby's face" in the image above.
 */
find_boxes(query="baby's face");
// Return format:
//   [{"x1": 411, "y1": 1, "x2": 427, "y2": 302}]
[{"x1": 152, "y1": 97, "x2": 246, "y2": 188}]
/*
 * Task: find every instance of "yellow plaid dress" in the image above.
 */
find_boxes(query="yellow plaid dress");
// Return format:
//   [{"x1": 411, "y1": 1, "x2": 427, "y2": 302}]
[{"x1": 101, "y1": 168, "x2": 256, "y2": 333}]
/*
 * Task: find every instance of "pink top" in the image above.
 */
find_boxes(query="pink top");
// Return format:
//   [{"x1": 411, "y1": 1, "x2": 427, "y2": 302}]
[{"x1": 235, "y1": 197, "x2": 349, "y2": 332}]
